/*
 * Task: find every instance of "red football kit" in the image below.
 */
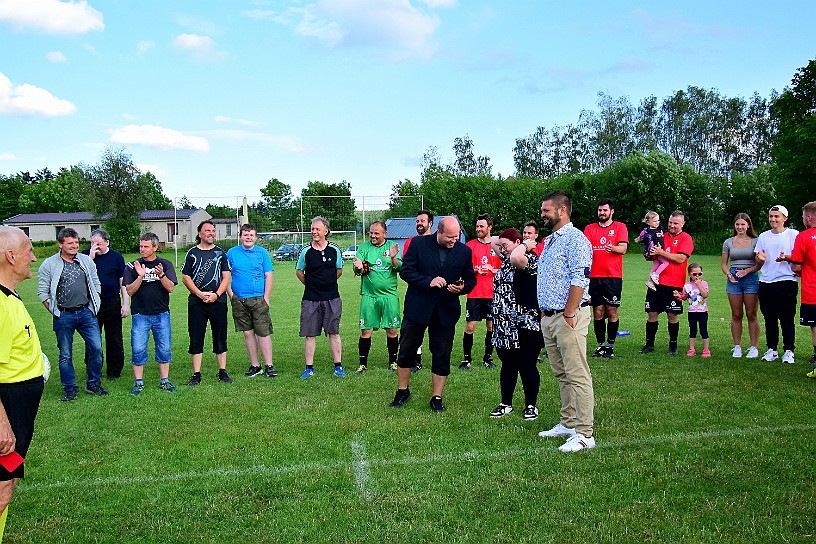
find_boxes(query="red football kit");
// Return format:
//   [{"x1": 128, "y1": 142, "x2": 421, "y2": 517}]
[
  {"x1": 659, "y1": 231, "x2": 694, "y2": 288},
  {"x1": 584, "y1": 221, "x2": 629, "y2": 278},
  {"x1": 466, "y1": 239, "x2": 500, "y2": 299}
]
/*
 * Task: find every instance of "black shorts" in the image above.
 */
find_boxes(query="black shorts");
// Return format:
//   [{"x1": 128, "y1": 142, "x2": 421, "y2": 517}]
[
  {"x1": 0, "y1": 377, "x2": 44, "y2": 480},
  {"x1": 589, "y1": 278, "x2": 623, "y2": 307},
  {"x1": 465, "y1": 298, "x2": 493, "y2": 322},
  {"x1": 188, "y1": 298, "x2": 229, "y2": 354},
  {"x1": 801, "y1": 304, "x2": 816, "y2": 326},
  {"x1": 645, "y1": 285, "x2": 683, "y2": 315}
]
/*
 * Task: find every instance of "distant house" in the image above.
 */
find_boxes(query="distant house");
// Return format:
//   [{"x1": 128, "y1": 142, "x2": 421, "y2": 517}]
[
  {"x1": 384, "y1": 215, "x2": 467, "y2": 255},
  {"x1": 210, "y1": 216, "x2": 240, "y2": 241},
  {"x1": 3, "y1": 209, "x2": 210, "y2": 247}
]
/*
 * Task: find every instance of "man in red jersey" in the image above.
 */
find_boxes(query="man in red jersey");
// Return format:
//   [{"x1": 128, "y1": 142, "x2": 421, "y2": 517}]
[
  {"x1": 460, "y1": 213, "x2": 501, "y2": 370},
  {"x1": 523, "y1": 221, "x2": 543, "y2": 257},
  {"x1": 791, "y1": 202, "x2": 816, "y2": 371},
  {"x1": 640, "y1": 210, "x2": 694, "y2": 356},
  {"x1": 584, "y1": 199, "x2": 628, "y2": 359}
]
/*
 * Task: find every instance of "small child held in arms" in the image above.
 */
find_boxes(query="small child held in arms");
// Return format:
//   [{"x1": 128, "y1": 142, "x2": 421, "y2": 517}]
[
  {"x1": 636, "y1": 210, "x2": 669, "y2": 290},
  {"x1": 673, "y1": 263, "x2": 711, "y2": 357}
]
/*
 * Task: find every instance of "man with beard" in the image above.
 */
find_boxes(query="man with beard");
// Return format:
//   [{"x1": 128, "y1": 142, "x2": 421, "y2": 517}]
[
  {"x1": 460, "y1": 213, "x2": 501, "y2": 370},
  {"x1": 583, "y1": 199, "x2": 628, "y2": 359},
  {"x1": 640, "y1": 211, "x2": 694, "y2": 356},
  {"x1": 535, "y1": 192, "x2": 595, "y2": 452}
]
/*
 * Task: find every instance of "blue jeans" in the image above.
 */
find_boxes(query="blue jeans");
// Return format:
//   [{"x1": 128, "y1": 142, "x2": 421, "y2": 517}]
[
  {"x1": 53, "y1": 307, "x2": 103, "y2": 389},
  {"x1": 131, "y1": 312, "x2": 173, "y2": 365}
]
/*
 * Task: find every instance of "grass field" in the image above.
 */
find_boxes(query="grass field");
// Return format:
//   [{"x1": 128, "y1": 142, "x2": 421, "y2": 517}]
[{"x1": 8, "y1": 252, "x2": 816, "y2": 543}]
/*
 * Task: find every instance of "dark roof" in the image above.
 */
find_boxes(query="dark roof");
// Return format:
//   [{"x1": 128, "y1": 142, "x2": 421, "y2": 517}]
[
  {"x1": 384, "y1": 215, "x2": 466, "y2": 242},
  {"x1": 4, "y1": 209, "x2": 205, "y2": 224}
]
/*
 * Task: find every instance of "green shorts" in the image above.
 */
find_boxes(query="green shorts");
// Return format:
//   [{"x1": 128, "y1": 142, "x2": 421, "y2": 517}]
[{"x1": 359, "y1": 294, "x2": 401, "y2": 330}]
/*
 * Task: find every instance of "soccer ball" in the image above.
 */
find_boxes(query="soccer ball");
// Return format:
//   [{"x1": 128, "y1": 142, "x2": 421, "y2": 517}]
[{"x1": 42, "y1": 352, "x2": 51, "y2": 382}]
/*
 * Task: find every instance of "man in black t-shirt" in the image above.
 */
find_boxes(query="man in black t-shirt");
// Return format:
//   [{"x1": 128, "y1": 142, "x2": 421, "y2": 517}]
[
  {"x1": 124, "y1": 233, "x2": 178, "y2": 395},
  {"x1": 181, "y1": 220, "x2": 232, "y2": 386}
]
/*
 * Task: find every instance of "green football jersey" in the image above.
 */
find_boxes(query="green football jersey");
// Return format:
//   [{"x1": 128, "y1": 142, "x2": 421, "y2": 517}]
[{"x1": 356, "y1": 240, "x2": 401, "y2": 297}]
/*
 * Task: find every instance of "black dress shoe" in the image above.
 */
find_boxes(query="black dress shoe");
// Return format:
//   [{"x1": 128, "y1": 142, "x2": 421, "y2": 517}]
[
  {"x1": 430, "y1": 396, "x2": 446, "y2": 412},
  {"x1": 390, "y1": 388, "x2": 411, "y2": 407},
  {"x1": 639, "y1": 345, "x2": 655, "y2": 354}
]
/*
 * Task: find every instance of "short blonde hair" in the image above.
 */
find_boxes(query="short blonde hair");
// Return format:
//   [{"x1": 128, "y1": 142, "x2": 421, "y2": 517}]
[{"x1": 642, "y1": 210, "x2": 659, "y2": 223}]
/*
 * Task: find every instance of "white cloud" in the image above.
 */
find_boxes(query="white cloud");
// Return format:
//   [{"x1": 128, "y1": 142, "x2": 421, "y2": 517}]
[
  {"x1": 269, "y1": 0, "x2": 442, "y2": 54},
  {"x1": 46, "y1": 51, "x2": 67, "y2": 63},
  {"x1": 200, "y1": 129, "x2": 311, "y2": 153},
  {"x1": 0, "y1": 0, "x2": 104, "y2": 35},
  {"x1": 417, "y1": 0, "x2": 456, "y2": 7},
  {"x1": 214, "y1": 115, "x2": 260, "y2": 127},
  {"x1": 172, "y1": 33, "x2": 227, "y2": 61},
  {"x1": 0, "y1": 71, "x2": 77, "y2": 116},
  {"x1": 122, "y1": 112, "x2": 138, "y2": 120},
  {"x1": 109, "y1": 124, "x2": 210, "y2": 152},
  {"x1": 136, "y1": 163, "x2": 163, "y2": 176},
  {"x1": 0, "y1": 152, "x2": 15, "y2": 160},
  {"x1": 136, "y1": 40, "x2": 155, "y2": 56}
]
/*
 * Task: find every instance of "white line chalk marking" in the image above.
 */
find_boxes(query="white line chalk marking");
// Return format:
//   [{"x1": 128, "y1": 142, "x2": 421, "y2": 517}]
[{"x1": 21, "y1": 423, "x2": 816, "y2": 492}]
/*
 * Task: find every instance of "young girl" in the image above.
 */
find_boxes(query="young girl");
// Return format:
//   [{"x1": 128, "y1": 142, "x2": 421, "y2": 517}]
[
  {"x1": 674, "y1": 263, "x2": 711, "y2": 357},
  {"x1": 636, "y1": 211, "x2": 669, "y2": 290}
]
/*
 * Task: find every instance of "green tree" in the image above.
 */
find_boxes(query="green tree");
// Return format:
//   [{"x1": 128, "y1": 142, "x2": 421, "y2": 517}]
[
  {"x1": 0, "y1": 174, "x2": 26, "y2": 220},
  {"x1": 140, "y1": 172, "x2": 173, "y2": 210},
  {"x1": 18, "y1": 166, "x2": 85, "y2": 213},
  {"x1": 387, "y1": 179, "x2": 423, "y2": 218},
  {"x1": 771, "y1": 58, "x2": 816, "y2": 215},
  {"x1": 301, "y1": 181, "x2": 356, "y2": 231}
]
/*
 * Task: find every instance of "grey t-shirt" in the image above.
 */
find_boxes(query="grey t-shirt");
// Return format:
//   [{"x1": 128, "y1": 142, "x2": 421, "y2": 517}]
[
  {"x1": 722, "y1": 237, "x2": 758, "y2": 269},
  {"x1": 56, "y1": 259, "x2": 91, "y2": 309}
]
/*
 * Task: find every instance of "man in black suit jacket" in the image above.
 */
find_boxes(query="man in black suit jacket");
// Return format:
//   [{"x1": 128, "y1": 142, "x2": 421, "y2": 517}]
[{"x1": 390, "y1": 217, "x2": 476, "y2": 412}]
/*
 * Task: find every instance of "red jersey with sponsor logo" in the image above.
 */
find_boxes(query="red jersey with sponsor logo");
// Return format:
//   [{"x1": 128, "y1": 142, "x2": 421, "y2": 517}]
[
  {"x1": 466, "y1": 239, "x2": 501, "y2": 299},
  {"x1": 791, "y1": 227, "x2": 816, "y2": 305},
  {"x1": 660, "y1": 231, "x2": 694, "y2": 288},
  {"x1": 584, "y1": 221, "x2": 629, "y2": 278}
]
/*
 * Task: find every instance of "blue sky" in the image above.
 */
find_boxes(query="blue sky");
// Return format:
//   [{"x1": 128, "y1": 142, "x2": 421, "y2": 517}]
[{"x1": 1, "y1": 0, "x2": 813, "y2": 204}]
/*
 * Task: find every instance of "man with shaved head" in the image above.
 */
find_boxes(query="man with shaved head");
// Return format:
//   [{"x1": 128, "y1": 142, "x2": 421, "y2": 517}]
[
  {"x1": 0, "y1": 227, "x2": 45, "y2": 540},
  {"x1": 390, "y1": 216, "x2": 476, "y2": 412}
]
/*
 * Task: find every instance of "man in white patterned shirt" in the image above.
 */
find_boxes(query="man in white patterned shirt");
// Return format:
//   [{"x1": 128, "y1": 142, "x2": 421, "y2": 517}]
[{"x1": 535, "y1": 192, "x2": 596, "y2": 453}]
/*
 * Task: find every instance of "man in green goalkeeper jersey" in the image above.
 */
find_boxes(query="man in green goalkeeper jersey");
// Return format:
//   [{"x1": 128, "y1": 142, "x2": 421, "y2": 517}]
[{"x1": 354, "y1": 221, "x2": 402, "y2": 374}]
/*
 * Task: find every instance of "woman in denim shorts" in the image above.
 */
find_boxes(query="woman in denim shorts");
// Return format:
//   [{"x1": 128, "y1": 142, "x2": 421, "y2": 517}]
[{"x1": 721, "y1": 213, "x2": 760, "y2": 358}]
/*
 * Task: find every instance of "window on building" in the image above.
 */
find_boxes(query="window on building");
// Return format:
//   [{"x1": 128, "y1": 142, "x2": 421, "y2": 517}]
[
  {"x1": 55, "y1": 226, "x2": 65, "y2": 239},
  {"x1": 20, "y1": 227, "x2": 29, "y2": 237}
]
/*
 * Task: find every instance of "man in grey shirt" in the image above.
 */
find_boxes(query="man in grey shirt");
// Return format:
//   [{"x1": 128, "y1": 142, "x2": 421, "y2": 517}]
[{"x1": 38, "y1": 227, "x2": 106, "y2": 401}]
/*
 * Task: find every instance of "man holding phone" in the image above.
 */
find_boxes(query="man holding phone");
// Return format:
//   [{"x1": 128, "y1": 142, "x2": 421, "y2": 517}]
[
  {"x1": 391, "y1": 217, "x2": 476, "y2": 412},
  {"x1": 83, "y1": 228, "x2": 129, "y2": 379},
  {"x1": 0, "y1": 226, "x2": 45, "y2": 541}
]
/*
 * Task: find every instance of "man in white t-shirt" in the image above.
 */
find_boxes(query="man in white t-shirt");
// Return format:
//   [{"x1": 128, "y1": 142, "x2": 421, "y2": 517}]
[{"x1": 755, "y1": 204, "x2": 799, "y2": 363}]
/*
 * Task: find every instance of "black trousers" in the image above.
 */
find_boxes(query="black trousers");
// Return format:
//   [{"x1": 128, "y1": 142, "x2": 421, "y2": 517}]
[
  {"x1": 86, "y1": 295, "x2": 124, "y2": 378},
  {"x1": 759, "y1": 280, "x2": 798, "y2": 352},
  {"x1": 396, "y1": 312, "x2": 455, "y2": 376},
  {"x1": 495, "y1": 328, "x2": 543, "y2": 407}
]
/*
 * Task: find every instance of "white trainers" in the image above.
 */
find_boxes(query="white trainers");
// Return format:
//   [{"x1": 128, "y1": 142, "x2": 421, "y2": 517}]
[
  {"x1": 489, "y1": 404, "x2": 513, "y2": 418},
  {"x1": 732, "y1": 345, "x2": 742, "y2": 358},
  {"x1": 761, "y1": 349, "x2": 778, "y2": 362},
  {"x1": 745, "y1": 346, "x2": 759, "y2": 359},
  {"x1": 558, "y1": 433, "x2": 596, "y2": 453},
  {"x1": 782, "y1": 350, "x2": 795, "y2": 364},
  {"x1": 538, "y1": 423, "x2": 577, "y2": 438}
]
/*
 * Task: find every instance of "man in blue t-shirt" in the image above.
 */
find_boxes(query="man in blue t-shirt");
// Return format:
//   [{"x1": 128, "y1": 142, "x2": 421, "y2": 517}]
[
  {"x1": 82, "y1": 228, "x2": 129, "y2": 379},
  {"x1": 227, "y1": 224, "x2": 277, "y2": 378},
  {"x1": 295, "y1": 216, "x2": 344, "y2": 379}
]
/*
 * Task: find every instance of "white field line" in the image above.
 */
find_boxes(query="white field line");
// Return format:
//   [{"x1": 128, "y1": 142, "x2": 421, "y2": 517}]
[
  {"x1": 21, "y1": 423, "x2": 816, "y2": 492},
  {"x1": 350, "y1": 439, "x2": 373, "y2": 500}
]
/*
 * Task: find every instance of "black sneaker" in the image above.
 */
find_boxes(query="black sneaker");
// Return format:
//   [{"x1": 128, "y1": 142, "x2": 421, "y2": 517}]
[
  {"x1": 639, "y1": 345, "x2": 655, "y2": 354},
  {"x1": 264, "y1": 365, "x2": 278, "y2": 377},
  {"x1": 522, "y1": 405, "x2": 539, "y2": 421},
  {"x1": 603, "y1": 346, "x2": 615, "y2": 359},
  {"x1": 458, "y1": 358, "x2": 471, "y2": 371},
  {"x1": 107, "y1": 374, "x2": 121, "y2": 380},
  {"x1": 218, "y1": 369, "x2": 233, "y2": 383},
  {"x1": 430, "y1": 396, "x2": 446, "y2": 412},
  {"x1": 482, "y1": 356, "x2": 496, "y2": 369},
  {"x1": 187, "y1": 374, "x2": 202, "y2": 386},
  {"x1": 61, "y1": 388, "x2": 78, "y2": 402},
  {"x1": 390, "y1": 388, "x2": 411, "y2": 407},
  {"x1": 245, "y1": 365, "x2": 263, "y2": 378},
  {"x1": 591, "y1": 345, "x2": 606, "y2": 358},
  {"x1": 85, "y1": 382, "x2": 110, "y2": 396},
  {"x1": 669, "y1": 347, "x2": 678, "y2": 356}
]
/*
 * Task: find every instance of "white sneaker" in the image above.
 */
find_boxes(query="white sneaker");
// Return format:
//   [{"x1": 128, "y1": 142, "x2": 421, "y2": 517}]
[
  {"x1": 782, "y1": 350, "x2": 795, "y2": 364},
  {"x1": 745, "y1": 346, "x2": 759, "y2": 359},
  {"x1": 761, "y1": 349, "x2": 778, "y2": 362},
  {"x1": 538, "y1": 423, "x2": 577, "y2": 438},
  {"x1": 732, "y1": 345, "x2": 742, "y2": 358},
  {"x1": 558, "y1": 433, "x2": 596, "y2": 453}
]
